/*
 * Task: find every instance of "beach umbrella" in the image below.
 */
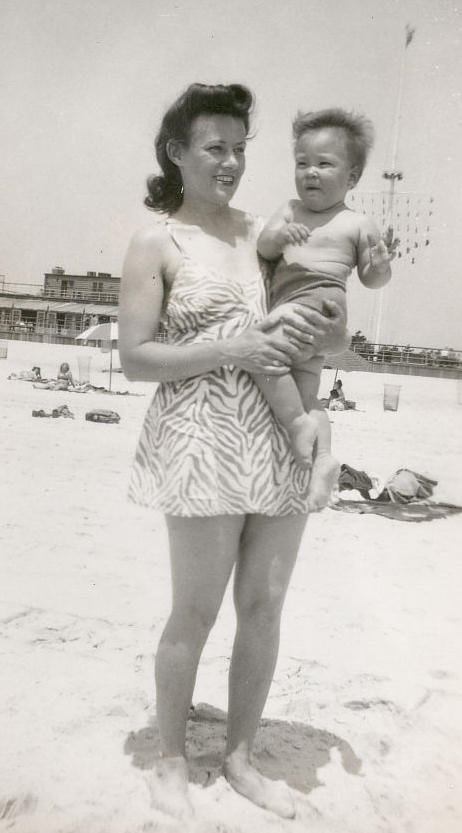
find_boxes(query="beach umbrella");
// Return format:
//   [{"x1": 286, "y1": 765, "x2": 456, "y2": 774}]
[
  {"x1": 324, "y1": 349, "x2": 372, "y2": 384},
  {"x1": 76, "y1": 321, "x2": 118, "y2": 342},
  {"x1": 324, "y1": 349, "x2": 371, "y2": 373},
  {"x1": 76, "y1": 321, "x2": 118, "y2": 391}
]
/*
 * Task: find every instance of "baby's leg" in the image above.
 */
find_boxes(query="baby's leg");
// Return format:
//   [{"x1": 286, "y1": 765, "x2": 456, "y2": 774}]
[
  {"x1": 252, "y1": 373, "x2": 318, "y2": 468},
  {"x1": 292, "y1": 358, "x2": 340, "y2": 512}
]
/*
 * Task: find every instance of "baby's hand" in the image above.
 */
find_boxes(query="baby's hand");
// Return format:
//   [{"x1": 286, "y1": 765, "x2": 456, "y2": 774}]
[
  {"x1": 279, "y1": 222, "x2": 310, "y2": 247},
  {"x1": 367, "y1": 230, "x2": 398, "y2": 271},
  {"x1": 382, "y1": 225, "x2": 400, "y2": 259}
]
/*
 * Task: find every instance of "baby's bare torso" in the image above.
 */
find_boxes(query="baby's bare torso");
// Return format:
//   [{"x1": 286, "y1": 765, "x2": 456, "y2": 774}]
[{"x1": 284, "y1": 200, "x2": 361, "y2": 280}]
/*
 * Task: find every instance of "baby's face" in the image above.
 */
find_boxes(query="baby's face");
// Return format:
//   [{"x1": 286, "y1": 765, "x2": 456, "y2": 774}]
[{"x1": 294, "y1": 127, "x2": 357, "y2": 212}]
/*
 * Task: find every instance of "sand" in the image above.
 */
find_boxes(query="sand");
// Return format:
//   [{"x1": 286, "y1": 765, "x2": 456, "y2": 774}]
[{"x1": 1, "y1": 339, "x2": 462, "y2": 833}]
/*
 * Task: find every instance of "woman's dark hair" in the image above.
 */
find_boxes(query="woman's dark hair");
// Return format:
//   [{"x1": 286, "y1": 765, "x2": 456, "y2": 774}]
[{"x1": 145, "y1": 83, "x2": 253, "y2": 214}]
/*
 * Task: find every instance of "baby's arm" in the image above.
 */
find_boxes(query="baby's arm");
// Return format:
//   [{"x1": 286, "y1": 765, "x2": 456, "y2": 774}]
[
  {"x1": 356, "y1": 215, "x2": 394, "y2": 289},
  {"x1": 258, "y1": 201, "x2": 310, "y2": 260}
]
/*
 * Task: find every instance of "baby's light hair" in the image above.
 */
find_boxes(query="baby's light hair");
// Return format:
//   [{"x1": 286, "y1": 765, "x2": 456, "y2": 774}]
[{"x1": 292, "y1": 108, "x2": 374, "y2": 180}]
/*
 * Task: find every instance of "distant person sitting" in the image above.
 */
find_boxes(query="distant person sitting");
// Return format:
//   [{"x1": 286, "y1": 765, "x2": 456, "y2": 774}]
[
  {"x1": 328, "y1": 378, "x2": 356, "y2": 411},
  {"x1": 57, "y1": 362, "x2": 75, "y2": 388},
  {"x1": 329, "y1": 379, "x2": 346, "y2": 410}
]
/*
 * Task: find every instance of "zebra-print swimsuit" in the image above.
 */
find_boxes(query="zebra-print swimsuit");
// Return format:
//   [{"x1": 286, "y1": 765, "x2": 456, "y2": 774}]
[{"x1": 128, "y1": 215, "x2": 310, "y2": 517}]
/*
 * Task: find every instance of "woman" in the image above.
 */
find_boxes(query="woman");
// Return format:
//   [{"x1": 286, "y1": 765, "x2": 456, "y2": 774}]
[
  {"x1": 56, "y1": 361, "x2": 75, "y2": 389},
  {"x1": 119, "y1": 83, "x2": 347, "y2": 820},
  {"x1": 329, "y1": 378, "x2": 346, "y2": 410}
]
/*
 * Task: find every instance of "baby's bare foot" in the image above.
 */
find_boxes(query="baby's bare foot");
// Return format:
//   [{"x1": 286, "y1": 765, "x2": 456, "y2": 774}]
[
  {"x1": 287, "y1": 413, "x2": 317, "y2": 468},
  {"x1": 307, "y1": 452, "x2": 341, "y2": 512},
  {"x1": 224, "y1": 757, "x2": 295, "y2": 818},
  {"x1": 145, "y1": 755, "x2": 194, "y2": 820}
]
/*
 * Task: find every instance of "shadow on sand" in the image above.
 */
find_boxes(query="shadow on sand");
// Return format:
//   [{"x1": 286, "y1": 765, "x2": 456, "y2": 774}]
[{"x1": 124, "y1": 702, "x2": 362, "y2": 793}]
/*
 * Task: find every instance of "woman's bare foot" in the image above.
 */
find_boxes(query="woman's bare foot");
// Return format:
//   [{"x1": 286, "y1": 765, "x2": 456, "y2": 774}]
[
  {"x1": 287, "y1": 413, "x2": 317, "y2": 468},
  {"x1": 224, "y1": 756, "x2": 295, "y2": 818},
  {"x1": 145, "y1": 755, "x2": 194, "y2": 820},
  {"x1": 307, "y1": 452, "x2": 341, "y2": 512}
]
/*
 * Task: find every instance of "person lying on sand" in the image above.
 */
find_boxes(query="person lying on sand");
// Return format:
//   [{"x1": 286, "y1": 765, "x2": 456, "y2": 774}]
[
  {"x1": 33, "y1": 379, "x2": 72, "y2": 391},
  {"x1": 8, "y1": 366, "x2": 41, "y2": 381}
]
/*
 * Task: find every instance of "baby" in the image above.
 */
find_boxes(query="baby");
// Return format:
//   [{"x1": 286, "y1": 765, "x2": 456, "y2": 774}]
[{"x1": 256, "y1": 108, "x2": 395, "y2": 511}]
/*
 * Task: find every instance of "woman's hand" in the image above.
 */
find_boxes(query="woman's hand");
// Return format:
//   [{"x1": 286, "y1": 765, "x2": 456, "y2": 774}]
[
  {"x1": 221, "y1": 325, "x2": 300, "y2": 375},
  {"x1": 259, "y1": 301, "x2": 350, "y2": 356}
]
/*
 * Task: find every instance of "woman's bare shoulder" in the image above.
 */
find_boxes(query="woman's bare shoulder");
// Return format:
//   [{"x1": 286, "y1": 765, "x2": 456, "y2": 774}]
[
  {"x1": 128, "y1": 218, "x2": 171, "y2": 251},
  {"x1": 122, "y1": 219, "x2": 178, "y2": 289}
]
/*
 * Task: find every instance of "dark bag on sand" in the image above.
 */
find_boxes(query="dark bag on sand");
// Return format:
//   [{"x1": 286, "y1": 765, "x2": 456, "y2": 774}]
[{"x1": 85, "y1": 409, "x2": 120, "y2": 424}]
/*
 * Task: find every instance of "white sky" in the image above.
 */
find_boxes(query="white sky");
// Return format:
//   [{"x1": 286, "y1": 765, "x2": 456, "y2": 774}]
[{"x1": 1, "y1": 0, "x2": 461, "y2": 346}]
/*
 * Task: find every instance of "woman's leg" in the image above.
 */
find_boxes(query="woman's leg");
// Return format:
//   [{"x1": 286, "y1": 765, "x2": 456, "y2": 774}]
[
  {"x1": 151, "y1": 514, "x2": 245, "y2": 816},
  {"x1": 224, "y1": 512, "x2": 308, "y2": 818}
]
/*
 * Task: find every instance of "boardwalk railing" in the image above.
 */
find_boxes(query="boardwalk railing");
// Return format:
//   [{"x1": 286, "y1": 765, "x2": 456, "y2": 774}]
[
  {"x1": 0, "y1": 327, "x2": 168, "y2": 346},
  {"x1": 0, "y1": 318, "x2": 460, "y2": 371},
  {"x1": 0, "y1": 282, "x2": 119, "y2": 304},
  {"x1": 350, "y1": 341, "x2": 462, "y2": 371}
]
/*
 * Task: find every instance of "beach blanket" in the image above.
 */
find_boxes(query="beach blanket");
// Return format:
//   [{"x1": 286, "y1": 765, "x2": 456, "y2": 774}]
[
  {"x1": 331, "y1": 499, "x2": 462, "y2": 522},
  {"x1": 33, "y1": 380, "x2": 103, "y2": 392},
  {"x1": 32, "y1": 381, "x2": 137, "y2": 395}
]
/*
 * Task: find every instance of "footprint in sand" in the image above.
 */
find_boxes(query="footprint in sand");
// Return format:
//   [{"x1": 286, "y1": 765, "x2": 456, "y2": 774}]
[{"x1": 0, "y1": 794, "x2": 37, "y2": 821}]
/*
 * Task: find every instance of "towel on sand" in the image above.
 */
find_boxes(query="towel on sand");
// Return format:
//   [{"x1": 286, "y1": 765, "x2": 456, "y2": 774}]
[{"x1": 331, "y1": 500, "x2": 462, "y2": 522}]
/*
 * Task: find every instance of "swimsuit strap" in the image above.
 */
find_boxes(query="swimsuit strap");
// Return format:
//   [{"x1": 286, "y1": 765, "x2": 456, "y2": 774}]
[
  {"x1": 165, "y1": 213, "x2": 262, "y2": 257},
  {"x1": 164, "y1": 218, "x2": 190, "y2": 258}
]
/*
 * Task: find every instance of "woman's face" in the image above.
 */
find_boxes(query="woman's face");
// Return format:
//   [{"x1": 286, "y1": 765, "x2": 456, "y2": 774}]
[{"x1": 174, "y1": 114, "x2": 247, "y2": 207}]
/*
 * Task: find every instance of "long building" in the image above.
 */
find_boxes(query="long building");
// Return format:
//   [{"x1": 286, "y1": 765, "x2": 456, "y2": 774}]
[{"x1": 0, "y1": 267, "x2": 120, "y2": 341}]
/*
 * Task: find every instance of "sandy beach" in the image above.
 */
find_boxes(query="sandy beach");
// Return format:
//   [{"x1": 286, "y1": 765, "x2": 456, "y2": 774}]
[{"x1": 1, "y1": 339, "x2": 461, "y2": 833}]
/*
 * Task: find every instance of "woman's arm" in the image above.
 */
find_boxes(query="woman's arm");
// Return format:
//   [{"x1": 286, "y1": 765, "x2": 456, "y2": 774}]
[{"x1": 119, "y1": 227, "x2": 300, "y2": 383}]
